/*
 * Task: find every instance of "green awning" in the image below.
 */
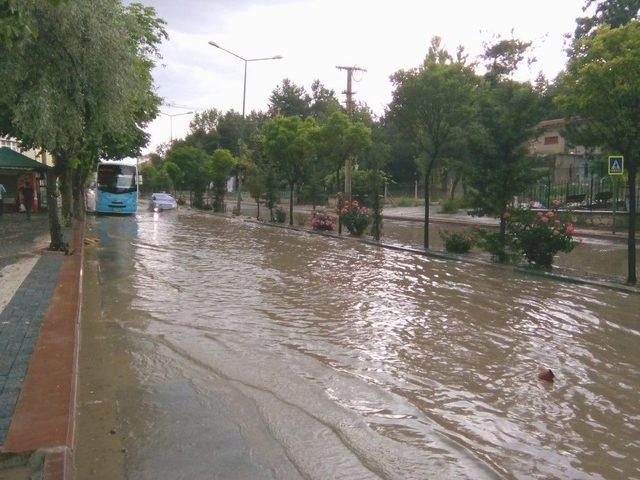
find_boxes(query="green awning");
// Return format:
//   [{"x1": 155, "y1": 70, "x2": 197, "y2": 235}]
[{"x1": 0, "y1": 146, "x2": 49, "y2": 170}]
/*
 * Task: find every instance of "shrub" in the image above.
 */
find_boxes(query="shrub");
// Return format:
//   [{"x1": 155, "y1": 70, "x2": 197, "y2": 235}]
[
  {"x1": 201, "y1": 204, "x2": 213, "y2": 211},
  {"x1": 340, "y1": 200, "x2": 371, "y2": 236},
  {"x1": 507, "y1": 205, "x2": 577, "y2": 269},
  {"x1": 439, "y1": 230, "x2": 474, "y2": 253},
  {"x1": 475, "y1": 228, "x2": 514, "y2": 263},
  {"x1": 176, "y1": 196, "x2": 186, "y2": 206},
  {"x1": 439, "y1": 198, "x2": 462, "y2": 214},
  {"x1": 273, "y1": 206, "x2": 286, "y2": 223},
  {"x1": 310, "y1": 211, "x2": 335, "y2": 231}
]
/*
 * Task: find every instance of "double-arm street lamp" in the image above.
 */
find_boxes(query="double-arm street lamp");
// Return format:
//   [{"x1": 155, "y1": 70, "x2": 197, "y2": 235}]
[
  {"x1": 208, "y1": 41, "x2": 283, "y2": 214},
  {"x1": 208, "y1": 41, "x2": 282, "y2": 119},
  {"x1": 160, "y1": 111, "x2": 193, "y2": 143}
]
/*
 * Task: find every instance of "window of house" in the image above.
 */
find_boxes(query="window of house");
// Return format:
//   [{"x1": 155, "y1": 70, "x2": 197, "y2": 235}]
[{"x1": 544, "y1": 135, "x2": 559, "y2": 145}]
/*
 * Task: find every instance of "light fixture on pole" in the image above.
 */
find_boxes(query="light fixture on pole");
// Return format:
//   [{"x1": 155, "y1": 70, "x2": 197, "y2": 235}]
[
  {"x1": 159, "y1": 111, "x2": 194, "y2": 143},
  {"x1": 208, "y1": 41, "x2": 282, "y2": 119},
  {"x1": 208, "y1": 40, "x2": 282, "y2": 214}
]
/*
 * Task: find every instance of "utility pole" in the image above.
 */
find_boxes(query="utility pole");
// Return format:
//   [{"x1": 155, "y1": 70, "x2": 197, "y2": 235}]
[{"x1": 336, "y1": 65, "x2": 366, "y2": 201}]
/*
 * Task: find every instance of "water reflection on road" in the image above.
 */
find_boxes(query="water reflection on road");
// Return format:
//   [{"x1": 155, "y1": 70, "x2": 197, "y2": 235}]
[{"x1": 90, "y1": 209, "x2": 639, "y2": 479}]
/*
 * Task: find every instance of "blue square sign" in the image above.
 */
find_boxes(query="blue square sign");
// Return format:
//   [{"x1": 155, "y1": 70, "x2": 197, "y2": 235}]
[{"x1": 608, "y1": 155, "x2": 624, "y2": 175}]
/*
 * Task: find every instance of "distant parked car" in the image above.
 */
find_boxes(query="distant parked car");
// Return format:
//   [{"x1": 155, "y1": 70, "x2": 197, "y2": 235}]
[{"x1": 149, "y1": 192, "x2": 177, "y2": 212}]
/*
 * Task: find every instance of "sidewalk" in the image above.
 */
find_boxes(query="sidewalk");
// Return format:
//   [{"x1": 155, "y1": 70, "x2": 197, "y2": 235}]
[
  {"x1": 232, "y1": 201, "x2": 630, "y2": 243},
  {"x1": 0, "y1": 214, "x2": 83, "y2": 480}
]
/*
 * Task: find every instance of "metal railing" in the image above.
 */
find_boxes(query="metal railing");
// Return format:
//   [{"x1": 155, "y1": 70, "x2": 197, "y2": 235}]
[{"x1": 519, "y1": 177, "x2": 640, "y2": 211}]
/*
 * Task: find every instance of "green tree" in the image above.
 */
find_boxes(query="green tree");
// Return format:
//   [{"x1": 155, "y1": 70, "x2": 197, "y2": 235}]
[
  {"x1": 468, "y1": 79, "x2": 542, "y2": 253},
  {"x1": 140, "y1": 165, "x2": 158, "y2": 194},
  {"x1": 0, "y1": 0, "x2": 63, "y2": 46},
  {"x1": 0, "y1": 0, "x2": 165, "y2": 248},
  {"x1": 268, "y1": 79, "x2": 312, "y2": 117},
  {"x1": 186, "y1": 108, "x2": 222, "y2": 153},
  {"x1": 210, "y1": 148, "x2": 236, "y2": 212},
  {"x1": 467, "y1": 38, "x2": 542, "y2": 258},
  {"x1": 389, "y1": 38, "x2": 479, "y2": 248},
  {"x1": 244, "y1": 161, "x2": 266, "y2": 219},
  {"x1": 309, "y1": 79, "x2": 342, "y2": 121},
  {"x1": 481, "y1": 38, "x2": 534, "y2": 81},
  {"x1": 316, "y1": 111, "x2": 371, "y2": 194},
  {"x1": 263, "y1": 115, "x2": 318, "y2": 225},
  {"x1": 165, "y1": 145, "x2": 212, "y2": 208},
  {"x1": 574, "y1": 0, "x2": 640, "y2": 41},
  {"x1": 558, "y1": 22, "x2": 640, "y2": 284},
  {"x1": 163, "y1": 160, "x2": 183, "y2": 194}
]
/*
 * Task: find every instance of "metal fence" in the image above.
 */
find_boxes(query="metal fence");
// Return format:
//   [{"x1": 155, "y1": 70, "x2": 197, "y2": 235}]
[{"x1": 519, "y1": 177, "x2": 640, "y2": 211}]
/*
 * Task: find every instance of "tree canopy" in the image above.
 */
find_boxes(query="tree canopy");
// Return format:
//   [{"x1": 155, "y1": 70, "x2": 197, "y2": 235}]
[
  {"x1": 389, "y1": 39, "x2": 479, "y2": 248},
  {"x1": 558, "y1": 21, "x2": 640, "y2": 283}
]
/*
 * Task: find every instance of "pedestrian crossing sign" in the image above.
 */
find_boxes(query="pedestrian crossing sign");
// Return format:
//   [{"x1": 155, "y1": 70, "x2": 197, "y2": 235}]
[{"x1": 608, "y1": 155, "x2": 624, "y2": 175}]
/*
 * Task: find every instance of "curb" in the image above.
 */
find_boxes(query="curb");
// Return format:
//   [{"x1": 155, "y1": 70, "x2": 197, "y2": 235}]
[
  {"x1": 1, "y1": 219, "x2": 84, "y2": 479},
  {"x1": 238, "y1": 216, "x2": 639, "y2": 295}
]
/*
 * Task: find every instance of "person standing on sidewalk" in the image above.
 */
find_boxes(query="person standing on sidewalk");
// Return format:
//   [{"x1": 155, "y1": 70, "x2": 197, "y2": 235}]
[
  {"x1": 20, "y1": 182, "x2": 34, "y2": 220},
  {"x1": 0, "y1": 182, "x2": 6, "y2": 216}
]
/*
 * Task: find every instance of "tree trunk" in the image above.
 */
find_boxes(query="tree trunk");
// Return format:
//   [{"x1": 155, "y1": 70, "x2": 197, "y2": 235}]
[
  {"x1": 72, "y1": 168, "x2": 85, "y2": 221},
  {"x1": 213, "y1": 189, "x2": 224, "y2": 212},
  {"x1": 289, "y1": 180, "x2": 294, "y2": 226},
  {"x1": 450, "y1": 175, "x2": 460, "y2": 201},
  {"x1": 370, "y1": 173, "x2": 382, "y2": 241},
  {"x1": 194, "y1": 189, "x2": 203, "y2": 209},
  {"x1": 424, "y1": 170, "x2": 430, "y2": 249},
  {"x1": 46, "y1": 168, "x2": 65, "y2": 251},
  {"x1": 440, "y1": 168, "x2": 449, "y2": 201},
  {"x1": 627, "y1": 164, "x2": 637, "y2": 284},
  {"x1": 235, "y1": 174, "x2": 242, "y2": 214},
  {"x1": 60, "y1": 161, "x2": 73, "y2": 224},
  {"x1": 256, "y1": 200, "x2": 260, "y2": 220}
]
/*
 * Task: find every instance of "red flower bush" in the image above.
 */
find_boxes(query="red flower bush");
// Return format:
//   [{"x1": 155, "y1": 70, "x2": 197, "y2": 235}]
[
  {"x1": 340, "y1": 200, "x2": 371, "y2": 236},
  {"x1": 507, "y1": 204, "x2": 577, "y2": 268},
  {"x1": 310, "y1": 211, "x2": 335, "y2": 231}
]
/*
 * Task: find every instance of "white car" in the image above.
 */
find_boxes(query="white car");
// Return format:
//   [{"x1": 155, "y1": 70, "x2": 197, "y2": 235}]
[{"x1": 149, "y1": 193, "x2": 177, "y2": 211}]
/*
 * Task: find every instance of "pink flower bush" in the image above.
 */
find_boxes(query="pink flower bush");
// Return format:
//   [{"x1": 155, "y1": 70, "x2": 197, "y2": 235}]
[
  {"x1": 310, "y1": 211, "x2": 335, "y2": 231},
  {"x1": 340, "y1": 200, "x2": 371, "y2": 236},
  {"x1": 504, "y1": 205, "x2": 578, "y2": 268}
]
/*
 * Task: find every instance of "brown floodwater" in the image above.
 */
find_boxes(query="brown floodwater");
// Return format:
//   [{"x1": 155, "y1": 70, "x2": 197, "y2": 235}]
[{"x1": 85, "y1": 208, "x2": 639, "y2": 479}]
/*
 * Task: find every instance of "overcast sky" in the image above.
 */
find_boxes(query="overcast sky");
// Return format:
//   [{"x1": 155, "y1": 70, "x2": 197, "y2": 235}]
[{"x1": 141, "y1": 0, "x2": 586, "y2": 153}]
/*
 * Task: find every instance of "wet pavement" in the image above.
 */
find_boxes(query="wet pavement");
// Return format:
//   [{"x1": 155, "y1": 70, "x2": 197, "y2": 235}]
[
  {"x1": 76, "y1": 208, "x2": 640, "y2": 479},
  {"x1": 0, "y1": 213, "x2": 49, "y2": 269},
  {"x1": 0, "y1": 255, "x2": 63, "y2": 443}
]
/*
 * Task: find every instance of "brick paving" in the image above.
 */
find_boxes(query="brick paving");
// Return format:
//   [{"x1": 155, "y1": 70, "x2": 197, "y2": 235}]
[
  {"x1": 0, "y1": 254, "x2": 63, "y2": 443},
  {"x1": 0, "y1": 212, "x2": 50, "y2": 269}
]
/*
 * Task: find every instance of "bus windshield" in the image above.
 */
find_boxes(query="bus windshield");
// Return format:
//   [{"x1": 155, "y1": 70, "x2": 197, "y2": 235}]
[{"x1": 97, "y1": 164, "x2": 137, "y2": 194}]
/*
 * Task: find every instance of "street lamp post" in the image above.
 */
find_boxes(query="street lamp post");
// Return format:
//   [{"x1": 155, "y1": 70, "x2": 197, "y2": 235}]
[
  {"x1": 160, "y1": 111, "x2": 193, "y2": 143},
  {"x1": 208, "y1": 41, "x2": 282, "y2": 214}
]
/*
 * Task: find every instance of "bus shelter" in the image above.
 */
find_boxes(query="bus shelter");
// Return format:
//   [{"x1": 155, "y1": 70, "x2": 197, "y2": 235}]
[{"x1": 0, "y1": 147, "x2": 48, "y2": 213}]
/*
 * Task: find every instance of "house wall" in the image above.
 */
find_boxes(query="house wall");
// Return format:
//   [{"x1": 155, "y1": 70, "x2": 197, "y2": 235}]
[{"x1": 0, "y1": 136, "x2": 53, "y2": 167}]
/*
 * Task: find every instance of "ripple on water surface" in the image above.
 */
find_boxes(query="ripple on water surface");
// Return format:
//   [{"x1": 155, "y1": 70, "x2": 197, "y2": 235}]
[{"x1": 97, "y1": 211, "x2": 639, "y2": 479}]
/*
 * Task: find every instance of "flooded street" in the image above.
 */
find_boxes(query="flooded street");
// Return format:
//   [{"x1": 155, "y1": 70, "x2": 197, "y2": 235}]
[{"x1": 77, "y1": 209, "x2": 640, "y2": 479}]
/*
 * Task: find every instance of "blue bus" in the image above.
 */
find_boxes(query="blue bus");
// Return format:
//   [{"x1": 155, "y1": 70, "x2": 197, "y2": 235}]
[{"x1": 95, "y1": 160, "x2": 138, "y2": 214}]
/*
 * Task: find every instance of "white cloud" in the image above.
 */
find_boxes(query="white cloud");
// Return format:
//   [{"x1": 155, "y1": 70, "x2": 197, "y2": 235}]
[{"x1": 143, "y1": 0, "x2": 584, "y2": 152}]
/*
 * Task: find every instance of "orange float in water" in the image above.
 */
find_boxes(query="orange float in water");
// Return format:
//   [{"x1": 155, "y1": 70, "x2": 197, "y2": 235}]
[{"x1": 538, "y1": 369, "x2": 555, "y2": 382}]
